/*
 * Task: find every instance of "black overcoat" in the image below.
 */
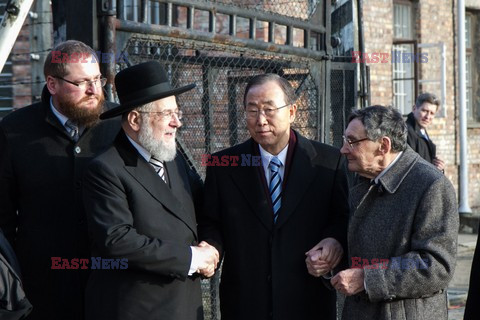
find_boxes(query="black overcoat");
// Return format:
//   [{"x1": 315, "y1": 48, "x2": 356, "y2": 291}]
[
  {"x1": 83, "y1": 131, "x2": 204, "y2": 320},
  {"x1": 199, "y1": 131, "x2": 349, "y2": 320},
  {"x1": 0, "y1": 90, "x2": 120, "y2": 320}
]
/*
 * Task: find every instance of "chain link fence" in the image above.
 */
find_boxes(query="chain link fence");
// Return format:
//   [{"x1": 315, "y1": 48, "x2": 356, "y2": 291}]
[{"x1": 117, "y1": 36, "x2": 323, "y2": 178}]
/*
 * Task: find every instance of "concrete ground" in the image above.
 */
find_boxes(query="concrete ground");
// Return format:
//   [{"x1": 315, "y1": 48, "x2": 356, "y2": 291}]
[{"x1": 448, "y1": 231, "x2": 477, "y2": 320}]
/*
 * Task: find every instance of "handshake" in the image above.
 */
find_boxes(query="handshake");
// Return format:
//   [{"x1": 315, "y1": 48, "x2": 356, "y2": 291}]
[{"x1": 191, "y1": 241, "x2": 220, "y2": 278}]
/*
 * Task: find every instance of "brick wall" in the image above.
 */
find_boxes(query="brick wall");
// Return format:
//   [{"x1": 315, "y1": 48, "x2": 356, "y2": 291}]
[
  {"x1": 362, "y1": 0, "x2": 480, "y2": 210},
  {"x1": 11, "y1": 21, "x2": 31, "y2": 109}
]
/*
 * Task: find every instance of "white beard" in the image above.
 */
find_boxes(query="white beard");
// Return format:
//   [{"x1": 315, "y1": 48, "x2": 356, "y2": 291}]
[{"x1": 138, "y1": 122, "x2": 177, "y2": 162}]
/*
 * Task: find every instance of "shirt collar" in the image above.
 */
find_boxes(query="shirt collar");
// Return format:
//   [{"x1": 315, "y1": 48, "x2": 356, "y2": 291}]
[
  {"x1": 259, "y1": 143, "x2": 289, "y2": 167},
  {"x1": 49, "y1": 96, "x2": 69, "y2": 127},
  {"x1": 125, "y1": 134, "x2": 152, "y2": 163},
  {"x1": 374, "y1": 151, "x2": 403, "y2": 184}
]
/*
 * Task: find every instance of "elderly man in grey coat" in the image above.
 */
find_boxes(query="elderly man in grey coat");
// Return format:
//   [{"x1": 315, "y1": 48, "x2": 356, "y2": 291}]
[{"x1": 328, "y1": 106, "x2": 458, "y2": 319}]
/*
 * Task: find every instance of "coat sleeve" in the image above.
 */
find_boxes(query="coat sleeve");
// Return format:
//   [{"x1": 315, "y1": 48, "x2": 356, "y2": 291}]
[
  {"x1": 0, "y1": 126, "x2": 18, "y2": 246},
  {"x1": 364, "y1": 176, "x2": 458, "y2": 302},
  {"x1": 83, "y1": 159, "x2": 192, "y2": 280},
  {"x1": 197, "y1": 164, "x2": 224, "y2": 257},
  {"x1": 320, "y1": 154, "x2": 350, "y2": 259}
]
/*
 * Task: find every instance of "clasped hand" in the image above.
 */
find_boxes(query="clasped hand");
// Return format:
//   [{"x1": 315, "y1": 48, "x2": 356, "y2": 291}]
[{"x1": 194, "y1": 241, "x2": 219, "y2": 278}]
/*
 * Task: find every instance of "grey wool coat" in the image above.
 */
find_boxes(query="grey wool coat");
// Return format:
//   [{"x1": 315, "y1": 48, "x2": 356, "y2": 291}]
[{"x1": 342, "y1": 147, "x2": 458, "y2": 320}]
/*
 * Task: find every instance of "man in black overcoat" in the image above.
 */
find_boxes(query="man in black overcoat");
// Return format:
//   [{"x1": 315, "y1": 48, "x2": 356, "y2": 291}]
[
  {"x1": 198, "y1": 73, "x2": 349, "y2": 320},
  {"x1": 0, "y1": 40, "x2": 120, "y2": 320},
  {"x1": 83, "y1": 61, "x2": 219, "y2": 320}
]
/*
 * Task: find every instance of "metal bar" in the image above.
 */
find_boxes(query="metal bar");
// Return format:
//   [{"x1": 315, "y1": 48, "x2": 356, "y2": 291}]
[
  {"x1": 227, "y1": 76, "x2": 238, "y2": 146},
  {"x1": 268, "y1": 21, "x2": 274, "y2": 43},
  {"x1": 116, "y1": 0, "x2": 124, "y2": 20},
  {"x1": 304, "y1": 29, "x2": 310, "y2": 49},
  {"x1": 249, "y1": 17, "x2": 256, "y2": 40},
  {"x1": 286, "y1": 25, "x2": 292, "y2": 46},
  {"x1": 140, "y1": 0, "x2": 148, "y2": 23},
  {"x1": 166, "y1": 2, "x2": 172, "y2": 26},
  {"x1": 187, "y1": 6, "x2": 193, "y2": 29},
  {"x1": 229, "y1": 14, "x2": 236, "y2": 36},
  {"x1": 116, "y1": 19, "x2": 328, "y2": 60},
  {"x1": 209, "y1": 10, "x2": 215, "y2": 33},
  {"x1": 150, "y1": 0, "x2": 326, "y2": 34},
  {"x1": 202, "y1": 66, "x2": 212, "y2": 154},
  {"x1": 457, "y1": 0, "x2": 472, "y2": 214}
]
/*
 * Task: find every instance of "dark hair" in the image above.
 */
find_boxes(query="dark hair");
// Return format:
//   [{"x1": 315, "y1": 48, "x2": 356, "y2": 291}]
[
  {"x1": 243, "y1": 73, "x2": 297, "y2": 107},
  {"x1": 348, "y1": 105, "x2": 407, "y2": 152},
  {"x1": 415, "y1": 92, "x2": 440, "y2": 110},
  {"x1": 44, "y1": 40, "x2": 98, "y2": 78}
]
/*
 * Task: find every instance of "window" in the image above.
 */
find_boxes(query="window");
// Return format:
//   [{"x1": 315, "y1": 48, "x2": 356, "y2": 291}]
[{"x1": 392, "y1": 1, "x2": 417, "y2": 115}]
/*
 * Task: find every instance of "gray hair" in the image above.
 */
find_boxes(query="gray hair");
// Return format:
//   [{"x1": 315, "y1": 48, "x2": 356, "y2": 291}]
[
  {"x1": 415, "y1": 92, "x2": 440, "y2": 110},
  {"x1": 347, "y1": 105, "x2": 407, "y2": 152}
]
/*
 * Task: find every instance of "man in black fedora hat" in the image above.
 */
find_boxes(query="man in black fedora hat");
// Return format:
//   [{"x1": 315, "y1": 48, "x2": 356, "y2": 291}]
[{"x1": 83, "y1": 61, "x2": 219, "y2": 320}]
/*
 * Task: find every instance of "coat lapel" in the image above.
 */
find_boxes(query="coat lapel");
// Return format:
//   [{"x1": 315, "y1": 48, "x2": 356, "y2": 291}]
[
  {"x1": 229, "y1": 140, "x2": 274, "y2": 231},
  {"x1": 115, "y1": 132, "x2": 198, "y2": 238},
  {"x1": 275, "y1": 134, "x2": 319, "y2": 228}
]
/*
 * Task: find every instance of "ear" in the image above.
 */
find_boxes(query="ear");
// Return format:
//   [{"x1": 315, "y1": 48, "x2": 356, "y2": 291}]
[
  {"x1": 378, "y1": 136, "x2": 392, "y2": 155},
  {"x1": 127, "y1": 111, "x2": 142, "y2": 132},
  {"x1": 289, "y1": 104, "x2": 297, "y2": 123},
  {"x1": 46, "y1": 75, "x2": 58, "y2": 95}
]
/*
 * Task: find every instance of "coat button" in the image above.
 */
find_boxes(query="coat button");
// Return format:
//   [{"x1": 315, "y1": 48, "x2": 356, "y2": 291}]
[{"x1": 75, "y1": 146, "x2": 82, "y2": 154}]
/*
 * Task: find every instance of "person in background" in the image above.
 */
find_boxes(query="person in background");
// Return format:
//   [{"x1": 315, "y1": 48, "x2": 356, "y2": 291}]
[
  {"x1": 406, "y1": 92, "x2": 444, "y2": 171},
  {"x1": 0, "y1": 40, "x2": 120, "y2": 320}
]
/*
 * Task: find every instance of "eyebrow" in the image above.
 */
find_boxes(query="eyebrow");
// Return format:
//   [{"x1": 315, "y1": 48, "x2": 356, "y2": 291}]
[{"x1": 247, "y1": 100, "x2": 276, "y2": 108}]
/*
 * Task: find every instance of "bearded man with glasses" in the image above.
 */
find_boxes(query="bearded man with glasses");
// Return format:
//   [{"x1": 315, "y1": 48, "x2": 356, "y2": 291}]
[
  {"x1": 0, "y1": 40, "x2": 120, "y2": 320},
  {"x1": 198, "y1": 73, "x2": 349, "y2": 320}
]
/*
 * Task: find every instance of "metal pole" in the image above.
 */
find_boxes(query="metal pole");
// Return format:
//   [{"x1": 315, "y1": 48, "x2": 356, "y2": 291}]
[
  {"x1": 357, "y1": 0, "x2": 368, "y2": 109},
  {"x1": 0, "y1": 0, "x2": 35, "y2": 73},
  {"x1": 457, "y1": 0, "x2": 471, "y2": 214}
]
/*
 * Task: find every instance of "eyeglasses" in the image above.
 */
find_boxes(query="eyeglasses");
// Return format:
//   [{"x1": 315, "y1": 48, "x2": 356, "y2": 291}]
[
  {"x1": 55, "y1": 76, "x2": 107, "y2": 90},
  {"x1": 342, "y1": 135, "x2": 369, "y2": 149},
  {"x1": 138, "y1": 110, "x2": 183, "y2": 120},
  {"x1": 245, "y1": 104, "x2": 291, "y2": 119}
]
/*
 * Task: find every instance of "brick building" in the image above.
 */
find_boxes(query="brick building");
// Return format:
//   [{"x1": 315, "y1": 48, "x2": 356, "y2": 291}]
[
  {"x1": 333, "y1": 0, "x2": 480, "y2": 210},
  {"x1": 3, "y1": 0, "x2": 480, "y2": 210}
]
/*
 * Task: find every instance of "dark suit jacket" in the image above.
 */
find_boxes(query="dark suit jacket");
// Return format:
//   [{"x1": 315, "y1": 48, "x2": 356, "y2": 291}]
[
  {"x1": 198, "y1": 130, "x2": 349, "y2": 320},
  {"x1": 406, "y1": 112, "x2": 436, "y2": 164},
  {"x1": 464, "y1": 223, "x2": 480, "y2": 320},
  {"x1": 83, "y1": 131, "x2": 204, "y2": 320},
  {"x1": 0, "y1": 89, "x2": 120, "y2": 320}
]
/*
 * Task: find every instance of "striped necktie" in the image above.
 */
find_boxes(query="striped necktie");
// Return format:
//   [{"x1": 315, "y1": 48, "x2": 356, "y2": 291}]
[
  {"x1": 149, "y1": 157, "x2": 167, "y2": 183},
  {"x1": 269, "y1": 156, "x2": 282, "y2": 223},
  {"x1": 65, "y1": 120, "x2": 79, "y2": 142}
]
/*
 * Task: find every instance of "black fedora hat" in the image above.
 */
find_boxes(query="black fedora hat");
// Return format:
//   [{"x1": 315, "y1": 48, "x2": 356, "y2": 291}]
[{"x1": 100, "y1": 61, "x2": 195, "y2": 119}]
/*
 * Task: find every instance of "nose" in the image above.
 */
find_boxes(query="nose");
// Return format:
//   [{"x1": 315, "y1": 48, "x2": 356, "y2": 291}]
[
  {"x1": 256, "y1": 112, "x2": 268, "y2": 126},
  {"x1": 340, "y1": 143, "x2": 349, "y2": 155},
  {"x1": 85, "y1": 81, "x2": 99, "y2": 94},
  {"x1": 170, "y1": 113, "x2": 182, "y2": 128}
]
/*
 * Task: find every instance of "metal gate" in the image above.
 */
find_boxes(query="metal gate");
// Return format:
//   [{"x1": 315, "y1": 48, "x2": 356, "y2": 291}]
[{"x1": 98, "y1": 1, "x2": 341, "y2": 318}]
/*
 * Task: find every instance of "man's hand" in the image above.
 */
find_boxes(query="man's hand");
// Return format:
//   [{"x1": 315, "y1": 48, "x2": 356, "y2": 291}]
[
  {"x1": 305, "y1": 237, "x2": 343, "y2": 277},
  {"x1": 433, "y1": 157, "x2": 444, "y2": 171},
  {"x1": 193, "y1": 241, "x2": 219, "y2": 278},
  {"x1": 331, "y1": 268, "x2": 365, "y2": 296}
]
